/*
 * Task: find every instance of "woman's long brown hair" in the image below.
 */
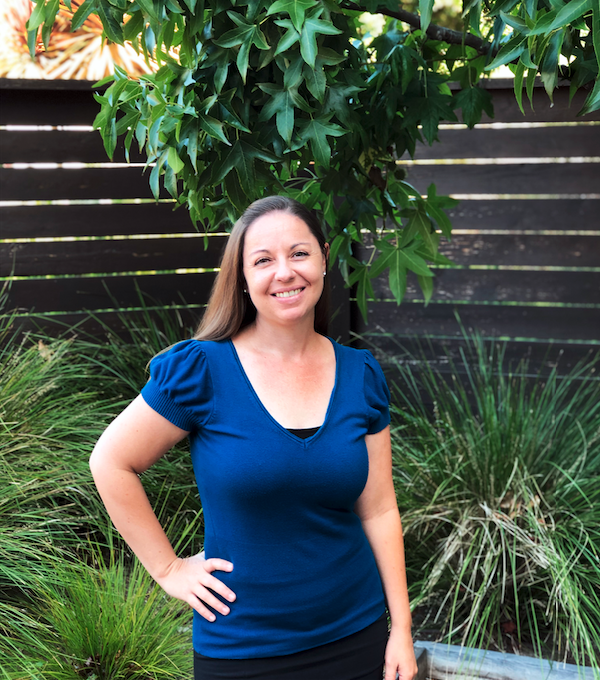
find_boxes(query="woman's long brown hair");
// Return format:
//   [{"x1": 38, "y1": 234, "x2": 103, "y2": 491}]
[{"x1": 194, "y1": 196, "x2": 330, "y2": 342}]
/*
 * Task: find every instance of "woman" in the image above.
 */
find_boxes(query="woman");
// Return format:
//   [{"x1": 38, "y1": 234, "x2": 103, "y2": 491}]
[{"x1": 90, "y1": 196, "x2": 418, "y2": 680}]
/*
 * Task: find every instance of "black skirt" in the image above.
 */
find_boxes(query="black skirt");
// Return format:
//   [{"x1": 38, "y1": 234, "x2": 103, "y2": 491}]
[{"x1": 193, "y1": 612, "x2": 388, "y2": 680}]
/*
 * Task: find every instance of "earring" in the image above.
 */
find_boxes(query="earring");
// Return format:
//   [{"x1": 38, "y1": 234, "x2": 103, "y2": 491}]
[
  {"x1": 243, "y1": 289, "x2": 248, "y2": 294},
  {"x1": 322, "y1": 272, "x2": 326, "y2": 277}
]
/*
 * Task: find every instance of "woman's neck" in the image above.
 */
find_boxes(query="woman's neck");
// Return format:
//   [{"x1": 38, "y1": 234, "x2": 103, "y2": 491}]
[{"x1": 235, "y1": 316, "x2": 320, "y2": 360}]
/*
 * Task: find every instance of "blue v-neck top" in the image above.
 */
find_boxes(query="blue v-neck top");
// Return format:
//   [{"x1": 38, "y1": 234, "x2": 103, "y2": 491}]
[{"x1": 141, "y1": 337, "x2": 390, "y2": 659}]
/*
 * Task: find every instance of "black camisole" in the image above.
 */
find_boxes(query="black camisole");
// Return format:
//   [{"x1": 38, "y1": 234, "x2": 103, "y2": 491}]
[{"x1": 286, "y1": 426, "x2": 320, "y2": 439}]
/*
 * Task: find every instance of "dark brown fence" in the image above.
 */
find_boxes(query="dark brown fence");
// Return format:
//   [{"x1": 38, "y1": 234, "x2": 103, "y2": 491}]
[{"x1": 1, "y1": 78, "x2": 599, "y2": 376}]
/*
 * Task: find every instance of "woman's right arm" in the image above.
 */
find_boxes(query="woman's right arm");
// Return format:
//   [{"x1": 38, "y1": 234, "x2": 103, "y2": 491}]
[{"x1": 89, "y1": 395, "x2": 236, "y2": 621}]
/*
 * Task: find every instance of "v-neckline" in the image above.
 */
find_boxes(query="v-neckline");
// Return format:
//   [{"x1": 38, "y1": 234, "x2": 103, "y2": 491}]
[{"x1": 227, "y1": 337, "x2": 339, "y2": 443}]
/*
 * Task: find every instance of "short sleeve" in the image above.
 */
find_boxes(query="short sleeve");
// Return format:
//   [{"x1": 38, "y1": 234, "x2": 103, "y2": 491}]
[
  {"x1": 140, "y1": 340, "x2": 213, "y2": 432},
  {"x1": 363, "y1": 350, "x2": 391, "y2": 434}
]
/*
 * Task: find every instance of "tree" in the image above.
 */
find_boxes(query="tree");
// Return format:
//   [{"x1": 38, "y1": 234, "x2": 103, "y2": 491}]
[{"x1": 27, "y1": 0, "x2": 600, "y2": 319}]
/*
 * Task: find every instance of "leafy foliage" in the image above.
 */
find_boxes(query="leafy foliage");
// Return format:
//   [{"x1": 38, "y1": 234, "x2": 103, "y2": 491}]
[
  {"x1": 389, "y1": 334, "x2": 600, "y2": 668},
  {"x1": 25, "y1": 0, "x2": 600, "y2": 317}
]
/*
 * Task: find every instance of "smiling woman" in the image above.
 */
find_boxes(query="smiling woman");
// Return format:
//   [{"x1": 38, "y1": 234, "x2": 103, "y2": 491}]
[{"x1": 88, "y1": 196, "x2": 418, "y2": 680}]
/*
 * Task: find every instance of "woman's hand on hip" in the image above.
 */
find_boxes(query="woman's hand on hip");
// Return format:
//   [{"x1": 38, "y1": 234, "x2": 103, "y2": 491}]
[
  {"x1": 156, "y1": 552, "x2": 236, "y2": 622},
  {"x1": 384, "y1": 625, "x2": 419, "y2": 680}
]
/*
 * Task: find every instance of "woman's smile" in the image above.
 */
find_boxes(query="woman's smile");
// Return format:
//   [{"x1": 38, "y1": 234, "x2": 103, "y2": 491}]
[{"x1": 273, "y1": 287, "x2": 305, "y2": 298}]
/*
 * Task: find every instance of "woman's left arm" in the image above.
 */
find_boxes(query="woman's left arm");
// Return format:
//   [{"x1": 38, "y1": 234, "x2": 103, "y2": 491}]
[{"x1": 355, "y1": 426, "x2": 418, "y2": 680}]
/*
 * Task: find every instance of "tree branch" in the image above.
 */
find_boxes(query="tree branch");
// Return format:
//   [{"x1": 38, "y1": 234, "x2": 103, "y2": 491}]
[{"x1": 342, "y1": 2, "x2": 493, "y2": 55}]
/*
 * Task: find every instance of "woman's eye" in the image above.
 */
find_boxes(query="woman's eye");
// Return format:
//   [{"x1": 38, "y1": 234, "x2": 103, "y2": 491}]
[
  {"x1": 255, "y1": 258, "x2": 270, "y2": 265},
  {"x1": 293, "y1": 251, "x2": 309, "y2": 258}
]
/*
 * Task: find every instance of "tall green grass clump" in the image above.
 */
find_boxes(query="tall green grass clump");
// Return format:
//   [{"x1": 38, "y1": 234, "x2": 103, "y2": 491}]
[
  {"x1": 2, "y1": 549, "x2": 192, "y2": 680},
  {"x1": 1, "y1": 302, "x2": 202, "y2": 678},
  {"x1": 390, "y1": 335, "x2": 600, "y2": 670}
]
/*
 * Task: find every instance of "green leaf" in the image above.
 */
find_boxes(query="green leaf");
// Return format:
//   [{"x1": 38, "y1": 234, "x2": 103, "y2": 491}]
[
  {"x1": 267, "y1": 0, "x2": 317, "y2": 32},
  {"x1": 97, "y1": 0, "x2": 124, "y2": 44},
  {"x1": 453, "y1": 85, "x2": 494, "y2": 128},
  {"x1": 485, "y1": 35, "x2": 526, "y2": 70},
  {"x1": 578, "y1": 79, "x2": 600, "y2": 115},
  {"x1": 417, "y1": 274, "x2": 434, "y2": 305},
  {"x1": 197, "y1": 113, "x2": 229, "y2": 145},
  {"x1": 397, "y1": 248, "x2": 433, "y2": 277},
  {"x1": 419, "y1": 0, "x2": 434, "y2": 34},
  {"x1": 167, "y1": 146, "x2": 184, "y2": 173},
  {"x1": 410, "y1": 206, "x2": 438, "y2": 256},
  {"x1": 274, "y1": 19, "x2": 300, "y2": 55},
  {"x1": 71, "y1": 0, "x2": 96, "y2": 31},
  {"x1": 513, "y1": 60, "x2": 526, "y2": 115},
  {"x1": 296, "y1": 116, "x2": 345, "y2": 168},
  {"x1": 136, "y1": 0, "x2": 162, "y2": 25},
  {"x1": 540, "y1": 29, "x2": 564, "y2": 99},
  {"x1": 388, "y1": 253, "x2": 408, "y2": 304},
  {"x1": 26, "y1": 0, "x2": 47, "y2": 32},
  {"x1": 41, "y1": 0, "x2": 59, "y2": 49},
  {"x1": 526, "y1": 63, "x2": 537, "y2": 107},
  {"x1": 303, "y1": 64, "x2": 326, "y2": 103},
  {"x1": 103, "y1": 117, "x2": 117, "y2": 160},
  {"x1": 528, "y1": 9, "x2": 559, "y2": 36},
  {"x1": 27, "y1": 26, "x2": 38, "y2": 59},
  {"x1": 426, "y1": 202, "x2": 453, "y2": 240},
  {"x1": 348, "y1": 265, "x2": 374, "y2": 323},
  {"x1": 258, "y1": 86, "x2": 296, "y2": 144},
  {"x1": 164, "y1": 163, "x2": 178, "y2": 198},
  {"x1": 215, "y1": 140, "x2": 279, "y2": 197},
  {"x1": 547, "y1": 0, "x2": 592, "y2": 32},
  {"x1": 299, "y1": 13, "x2": 342, "y2": 68},
  {"x1": 499, "y1": 11, "x2": 530, "y2": 34},
  {"x1": 592, "y1": 5, "x2": 600, "y2": 73}
]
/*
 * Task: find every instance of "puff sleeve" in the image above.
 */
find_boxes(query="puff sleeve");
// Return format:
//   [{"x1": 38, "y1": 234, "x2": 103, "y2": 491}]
[
  {"x1": 363, "y1": 350, "x2": 391, "y2": 434},
  {"x1": 140, "y1": 340, "x2": 213, "y2": 432}
]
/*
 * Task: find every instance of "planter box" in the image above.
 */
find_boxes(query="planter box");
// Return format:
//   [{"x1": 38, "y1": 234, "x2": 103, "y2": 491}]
[{"x1": 413, "y1": 641, "x2": 598, "y2": 680}]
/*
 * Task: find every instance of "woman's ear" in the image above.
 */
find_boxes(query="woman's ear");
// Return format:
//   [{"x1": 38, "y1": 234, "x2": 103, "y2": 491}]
[{"x1": 323, "y1": 242, "x2": 330, "y2": 265}]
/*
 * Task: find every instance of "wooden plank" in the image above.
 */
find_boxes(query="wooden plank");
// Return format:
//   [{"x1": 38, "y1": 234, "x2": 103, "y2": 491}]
[
  {"x1": 5, "y1": 271, "x2": 217, "y2": 314},
  {"x1": 5, "y1": 163, "x2": 598, "y2": 210},
  {"x1": 367, "y1": 269, "x2": 600, "y2": 304},
  {"x1": 2, "y1": 236, "x2": 227, "y2": 276},
  {"x1": 476, "y1": 84, "x2": 600, "y2": 124},
  {"x1": 0, "y1": 203, "x2": 202, "y2": 238},
  {"x1": 0, "y1": 167, "x2": 168, "y2": 200},
  {"x1": 1, "y1": 200, "x2": 597, "y2": 240},
  {"x1": 403, "y1": 162, "x2": 600, "y2": 195},
  {"x1": 409, "y1": 124, "x2": 600, "y2": 161},
  {"x1": 444, "y1": 199, "x2": 599, "y2": 232},
  {"x1": 0, "y1": 83, "x2": 99, "y2": 126},
  {"x1": 0, "y1": 130, "x2": 147, "y2": 164},
  {"x1": 357, "y1": 335, "x2": 598, "y2": 379},
  {"x1": 358, "y1": 233, "x2": 600, "y2": 267},
  {"x1": 354, "y1": 301, "x2": 600, "y2": 342},
  {"x1": 8, "y1": 307, "x2": 204, "y2": 341}
]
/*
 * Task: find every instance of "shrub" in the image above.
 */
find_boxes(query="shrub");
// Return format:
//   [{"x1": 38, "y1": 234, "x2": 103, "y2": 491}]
[{"x1": 390, "y1": 334, "x2": 600, "y2": 668}]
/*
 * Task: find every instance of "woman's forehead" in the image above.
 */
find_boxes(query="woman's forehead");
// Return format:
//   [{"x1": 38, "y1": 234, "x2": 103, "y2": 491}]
[{"x1": 244, "y1": 211, "x2": 316, "y2": 250}]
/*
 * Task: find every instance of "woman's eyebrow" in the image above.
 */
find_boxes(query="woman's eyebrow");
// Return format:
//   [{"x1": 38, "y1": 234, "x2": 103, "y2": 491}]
[{"x1": 248, "y1": 242, "x2": 311, "y2": 256}]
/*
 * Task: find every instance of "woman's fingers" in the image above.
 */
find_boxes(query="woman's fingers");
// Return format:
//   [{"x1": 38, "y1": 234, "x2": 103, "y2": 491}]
[
  {"x1": 198, "y1": 557, "x2": 236, "y2": 603},
  {"x1": 157, "y1": 555, "x2": 237, "y2": 621}
]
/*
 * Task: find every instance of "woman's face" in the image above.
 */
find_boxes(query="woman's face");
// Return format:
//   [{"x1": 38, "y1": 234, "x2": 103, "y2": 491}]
[{"x1": 242, "y1": 211, "x2": 327, "y2": 328}]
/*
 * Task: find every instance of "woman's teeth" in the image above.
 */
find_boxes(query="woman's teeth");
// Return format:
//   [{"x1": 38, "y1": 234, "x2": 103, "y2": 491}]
[{"x1": 274, "y1": 289, "x2": 302, "y2": 298}]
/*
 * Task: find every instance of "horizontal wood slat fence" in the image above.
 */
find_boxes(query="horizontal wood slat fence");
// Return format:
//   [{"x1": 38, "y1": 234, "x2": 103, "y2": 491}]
[{"x1": 1, "y1": 78, "x2": 599, "y2": 379}]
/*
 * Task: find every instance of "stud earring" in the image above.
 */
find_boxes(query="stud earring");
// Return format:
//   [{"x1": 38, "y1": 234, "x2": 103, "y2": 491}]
[{"x1": 322, "y1": 272, "x2": 326, "y2": 277}]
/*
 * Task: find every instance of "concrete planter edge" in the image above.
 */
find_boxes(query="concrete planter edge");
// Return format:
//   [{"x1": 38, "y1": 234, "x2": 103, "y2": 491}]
[{"x1": 412, "y1": 641, "x2": 598, "y2": 680}]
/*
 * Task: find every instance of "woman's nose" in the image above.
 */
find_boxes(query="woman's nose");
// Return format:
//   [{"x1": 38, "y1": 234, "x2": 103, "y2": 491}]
[{"x1": 274, "y1": 258, "x2": 294, "y2": 280}]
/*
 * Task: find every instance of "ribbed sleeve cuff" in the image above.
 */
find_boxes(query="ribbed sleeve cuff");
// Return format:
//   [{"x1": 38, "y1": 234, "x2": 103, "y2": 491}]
[
  {"x1": 366, "y1": 409, "x2": 390, "y2": 435},
  {"x1": 141, "y1": 380, "x2": 196, "y2": 432}
]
